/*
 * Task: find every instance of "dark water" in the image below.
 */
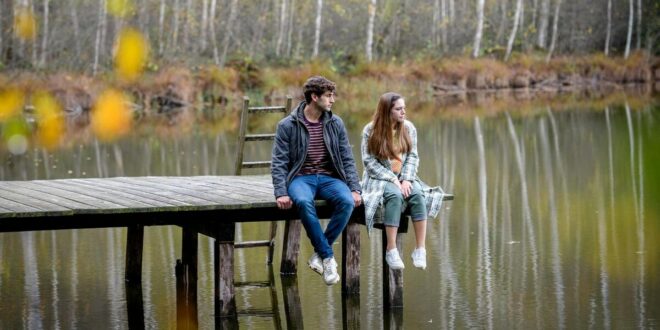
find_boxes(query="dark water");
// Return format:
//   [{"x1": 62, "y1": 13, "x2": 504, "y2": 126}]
[{"x1": 0, "y1": 99, "x2": 658, "y2": 329}]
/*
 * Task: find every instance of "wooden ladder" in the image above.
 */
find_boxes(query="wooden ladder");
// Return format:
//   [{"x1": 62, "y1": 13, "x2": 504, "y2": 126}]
[{"x1": 234, "y1": 95, "x2": 292, "y2": 264}]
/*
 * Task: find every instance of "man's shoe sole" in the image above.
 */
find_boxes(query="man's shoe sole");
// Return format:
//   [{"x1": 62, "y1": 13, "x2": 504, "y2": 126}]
[{"x1": 309, "y1": 263, "x2": 323, "y2": 275}]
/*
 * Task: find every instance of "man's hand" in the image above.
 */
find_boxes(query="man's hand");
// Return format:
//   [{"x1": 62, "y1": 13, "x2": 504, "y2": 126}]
[
  {"x1": 276, "y1": 196, "x2": 293, "y2": 209},
  {"x1": 400, "y1": 180, "x2": 412, "y2": 198},
  {"x1": 352, "y1": 191, "x2": 362, "y2": 207}
]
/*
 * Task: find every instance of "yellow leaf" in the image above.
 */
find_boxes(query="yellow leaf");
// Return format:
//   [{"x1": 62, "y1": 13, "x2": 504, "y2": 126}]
[
  {"x1": 0, "y1": 88, "x2": 24, "y2": 122},
  {"x1": 33, "y1": 91, "x2": 65, "y2": 150},
  {"x1": 14, "y1": 8, "x2": 37, "y2": 40},
  {"x1": 107, "y1": 0, "x2": 135, "y2": 17},
  {"x1": 114, "y1": 27, "x2": 149, "y2": 82},
  {"x1": 91, "y1": 89, "x2": 132, "y2": 141}
]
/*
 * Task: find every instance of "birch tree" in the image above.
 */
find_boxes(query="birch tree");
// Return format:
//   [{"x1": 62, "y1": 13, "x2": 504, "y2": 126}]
[
  {"x1": 432, "y1": 0, "x2": 439, "y2": 47},
  {"x1": 538, "y1": 0, "x2": 550, "y2": 48},
  {"x1": 93, "y1": 0, "x2": 107, "y2": 75},
  {"x1": 276, "y1": 0, "x2": 288, "y2": 57},
  {"x1": 39, "y1": 0, "x2": 48, "y2": 68},
  {"x1": 313, "y1": 0, "x2": 323, "y2": 58},
  {"x1": 170, "y1": 0, "x2": 180, "y2": 54},
  {"x1": 69, "y1": 0, "x2": 81, "y2": 59},
  {"x1": 605, "y1": 0, "x2": 611, "y2": 55},
  {"x1": 472, "y1": 0, "x2": 485, "y2": 58},
  {"x1": 505, "y1": 0, "x2": 523, "y2": 61},
  {"x1": 182, "y1": 0, "x2": 192, "y2": 51},
  {"x1": 210, "y1": 0, "x2": 218, "y2": 62},
  {"x1": 545, "y1": 0, "x2": 561, "y2": 62},
  {"x1": 635, "y1": 0, "x2": 641, "y2": 49},
  {"x1": 365, "y1": 0, "x2": 376, "y2": 61},
  {"x1": 286, "y1": 0, "x2": 295, "y2": 56},
  {"x1": 624, "y1": 0, "x2": 633, "y2": 58},
  {"x1": 219, "y1": 0, "x2": 238, "y2": 66},
  {"x1": 158, "y1": 0, "x2": 166, "y2": 55},
  {"x1": 200, "y1": 0, "x2": 208, "y2": 52}
]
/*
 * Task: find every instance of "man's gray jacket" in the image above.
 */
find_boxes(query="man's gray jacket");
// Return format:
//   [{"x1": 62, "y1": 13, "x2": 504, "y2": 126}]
[{"x1": 271, "y1": 101, "x2": 362, "y2": 198}]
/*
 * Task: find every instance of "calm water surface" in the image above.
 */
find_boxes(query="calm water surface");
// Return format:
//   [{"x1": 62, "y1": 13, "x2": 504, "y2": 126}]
[{"x1": 0, "y1": 97, "x2": 658, "y2": 329}]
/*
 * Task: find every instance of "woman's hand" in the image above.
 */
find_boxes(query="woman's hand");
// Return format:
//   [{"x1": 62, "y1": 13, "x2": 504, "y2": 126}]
[{"x1": 399, "y1": 180, "x2": 412, "y2": 198}]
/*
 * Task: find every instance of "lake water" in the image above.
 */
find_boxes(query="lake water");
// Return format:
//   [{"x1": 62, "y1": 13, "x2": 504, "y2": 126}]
[{"x1": 0, "y1": 95, "x2": 658, "y2": 329}]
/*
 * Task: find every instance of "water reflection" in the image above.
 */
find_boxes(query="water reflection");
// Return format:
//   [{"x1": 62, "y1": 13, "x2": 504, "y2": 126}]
[{"x1": 0, "y1": 100, "x2": 658, "y2": 329}]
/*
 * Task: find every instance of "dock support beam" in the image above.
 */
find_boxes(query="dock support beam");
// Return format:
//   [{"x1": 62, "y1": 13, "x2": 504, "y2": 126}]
[
  {"x1": 280, "y1": 219, "x2": 301, "y2": 274},
  {"x1": 341, "y1": 221, "x2": 361, "y2": 294},
  {"x1": 125, "y1": 224, "x2": 144, "y2": 282},
  {"x1": 214, "y1": 222, "x2": 237, "y2": 319}
]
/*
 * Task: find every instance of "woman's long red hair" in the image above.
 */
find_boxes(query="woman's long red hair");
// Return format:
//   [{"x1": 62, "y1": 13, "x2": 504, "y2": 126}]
[{"x1": 367, "y1": 92, "x2": 411, "y2": 160}]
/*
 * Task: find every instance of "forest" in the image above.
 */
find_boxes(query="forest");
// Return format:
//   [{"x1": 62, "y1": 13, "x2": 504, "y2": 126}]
[{"x1": 0, "y1": 0, "x2": 658, "y2": 72}]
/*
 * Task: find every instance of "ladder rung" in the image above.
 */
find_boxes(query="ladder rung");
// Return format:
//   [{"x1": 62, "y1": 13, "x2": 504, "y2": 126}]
[
  {"x1": 235, "y1": 280, "x2": 271, "y2": 288},
  {"x1": 235, "y1": 239, "x2": 273, "y2": 248},
  {"x1": 248, "y1": 106, "x2": 288, "y2": 113},
  {"x1": 241, "y1": 161, "x2": 271, "y2": 169},
  {"x1": 244, "y1": 134, "x2": 276, "y2": 141},
  {"x1": 237, "y1": 308, "x2": 276, "y2": 317}
]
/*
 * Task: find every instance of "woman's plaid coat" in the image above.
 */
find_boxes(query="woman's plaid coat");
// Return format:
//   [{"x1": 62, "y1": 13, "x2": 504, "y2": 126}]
[{"x1": 360, "y1": 120, "x2": 446, "y2": 233}]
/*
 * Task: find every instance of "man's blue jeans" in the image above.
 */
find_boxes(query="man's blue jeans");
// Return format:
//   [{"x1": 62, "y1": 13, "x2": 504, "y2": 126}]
[{"x1": 288, "y1": 174, "x2": 354, "y2": 259}]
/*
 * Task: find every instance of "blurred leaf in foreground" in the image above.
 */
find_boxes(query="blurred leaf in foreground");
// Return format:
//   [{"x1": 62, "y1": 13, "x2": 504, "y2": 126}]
[
  {"x1": 108, "y1": 0, "x2": 135, "y2": 17},
  {"x1": 0, "y1": 88, "x2": 25, "y2": 122},
  {"x1": 114, "y1": 27, "x2": 148, "y2": 82},
  {"x1": 91, "y1": 89, "x2": 132, "y2": 141},
  {"x1": 2, "y1": 117, "x2": 30, "y2": 155},
  {"x1": 13, "y1": 7, "x2": 37, "y2": 40},
  {"x1": 33, "y1": 91, "x2": 65, "y2": 150}
]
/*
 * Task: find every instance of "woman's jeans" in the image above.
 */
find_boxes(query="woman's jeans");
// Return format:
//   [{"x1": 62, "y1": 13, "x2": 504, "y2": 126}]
[
  {"x1": 383, "y1": 181, "x2": 427, "y2": 227},
  {"x1": 288, "y1": 174, "x2": 355, "y2": 259}
]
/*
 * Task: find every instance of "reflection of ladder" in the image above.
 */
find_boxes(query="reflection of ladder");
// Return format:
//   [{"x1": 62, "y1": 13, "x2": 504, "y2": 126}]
[{"x1": 234, "y1": 95, "x2": 292, "y2": 262}]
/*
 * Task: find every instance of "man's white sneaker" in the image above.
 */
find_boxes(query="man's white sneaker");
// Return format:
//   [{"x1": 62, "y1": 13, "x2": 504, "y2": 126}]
[
  {"x1": 308, "y1": 253, "x2": 323, "y2": 275},
  {"x1": 322, "y1": 257, "x2": 340, "y2": 285},
  {"x1": 411, "y1": 248, "x2": 427, "y2": 269},
  {"x1": 385, "y1": 248, "x2": 405, "y2": 270}
]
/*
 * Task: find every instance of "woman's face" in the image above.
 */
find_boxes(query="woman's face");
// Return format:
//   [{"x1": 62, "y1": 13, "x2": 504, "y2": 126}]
[{"x1": 390, "y1": 98, "x2": 406, "y2": 124}]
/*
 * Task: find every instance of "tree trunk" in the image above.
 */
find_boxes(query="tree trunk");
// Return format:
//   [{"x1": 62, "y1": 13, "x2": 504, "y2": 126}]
[
  {"x1": 276, "y1": 0, "x2": 287, "y2": 57},
  {"x1": 313, "y1": 0, "x2": 323, "y2": 58},
  {"x1": 200, "y1": 0, "x2": 209, "y2": 52},
  {"x1": 210, "y1": 0, "x2": 218, "y2": 63},
  {"x1": 545, "y1": 0, "x2": 561, "y2": 62},
  {"x1": 495, "y1": 0, "x2": 507, "y2": 45},
  {"x1": 432, "y1": 0, "x2": 439, "y2": 48},
  {"x1": 249, "y1": 0, "x2": 269, "y2": 58},
  {"x1": 68, "y1": 0, "x2": 81, "y2": 60},
  {"x1": 286, "y1": 0, "x2": 295, "y2": 56},
  {"x1": 219, "y1": 0, "x2": 238, "y2": 66},
  {"x1": 170, "y1": 0, "x2": 180, "y2": 54},
  {"x1": 183, "y1": 0, "x2": 192, "y2": 51},
  {"x1": 93, "y1": 0, "x2": 107, "y2": 75},
  {"x1": 441, "y1": 0, "x2": 447, "y2": 52},
  {"x1": 635, "y1": 0, "x2": 641, "y2": 49},
  {"x1": 624, "y1": 0, "x2": 633, "y2": 58},
  {"x1": 604, "y1": 0, "x2": 611, "y2": 55},
  {"x1": 366, "y1": 0, "x2": 377, "y2": 61},
  {"x1": 472, "y1": 0, "x2": 485, "y2": 58},
  {"x1": 39, "y1": 0, "x2": 48, "y2": 68},
  {"x1": 158, "y1": 0, "x2": 166, "y2": 55},
  {"x1": 505, "y1": 0, "x2": 523, "y2": 61},
  {"x1": 537, "y1": 0, "x2": 549, "y2": 49}
]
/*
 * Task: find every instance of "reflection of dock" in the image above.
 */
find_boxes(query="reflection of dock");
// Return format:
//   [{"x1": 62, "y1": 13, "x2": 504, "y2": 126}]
[{"x1": 0, "y1": 175, "x2": 452, "y2": 327}]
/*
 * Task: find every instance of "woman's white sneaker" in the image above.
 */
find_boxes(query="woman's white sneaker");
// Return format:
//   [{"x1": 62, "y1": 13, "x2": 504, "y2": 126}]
[
  {"x1": 411, "y1": 248, "x2": 427, "y2": 269},
  {"x1": 385, "y1": 248, "x2": 405, "y2": 270}
]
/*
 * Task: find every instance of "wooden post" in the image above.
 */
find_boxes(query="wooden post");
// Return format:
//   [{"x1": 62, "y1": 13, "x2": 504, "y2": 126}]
[
  {"x1": 125, "y1": 280, "x2": 145, "y2": 329},
  {"x1": 341, "y1": 221, "x2": 360, "y2": 294},
  {"x1": 125, "y1": 224, "x2": 144, "y2": 282},
  {"x1": 281, "y1": 276, "x2": 304, "y2": 329},
  {"x1": 342, "y1": 290, "x2": 361, "y2": 329},
  {"x1": 214, "y1": 222, "x2": 236, "y2": 319},
  {"x1": 178, "y1": 226, "x2": 198, "y2": 329},
  {"x1": 382, "y1": 229, "x2": 404, "y2": 309},
  {"x1": 280, "y1": 219, "x2": 301, "y2": 275}
]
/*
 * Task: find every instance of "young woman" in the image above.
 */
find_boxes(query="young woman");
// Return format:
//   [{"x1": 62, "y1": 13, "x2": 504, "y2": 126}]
[{"x1": 360, "y1": 92, "x2": 445, "y2": 270}]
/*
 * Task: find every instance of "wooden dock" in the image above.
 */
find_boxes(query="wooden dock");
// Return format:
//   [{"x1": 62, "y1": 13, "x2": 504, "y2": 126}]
[{"x1": 0, "y1": 175, "x2": 453, "y2": 325}]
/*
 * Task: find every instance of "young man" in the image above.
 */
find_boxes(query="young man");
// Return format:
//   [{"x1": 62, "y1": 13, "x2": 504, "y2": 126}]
[{"x1": 271, "y1": 76, "x2": 362, "y2": 285}]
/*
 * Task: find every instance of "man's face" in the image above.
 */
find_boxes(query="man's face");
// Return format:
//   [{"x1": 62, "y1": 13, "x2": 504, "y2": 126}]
[{"x1": 313, "y1": 91, "x2": 335, "y2": 111}]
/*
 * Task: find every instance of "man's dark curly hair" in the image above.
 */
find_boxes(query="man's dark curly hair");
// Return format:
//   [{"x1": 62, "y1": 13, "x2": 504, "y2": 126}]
[{"x1": 303, "y1": 76, "x2": 336, "y2": 104}]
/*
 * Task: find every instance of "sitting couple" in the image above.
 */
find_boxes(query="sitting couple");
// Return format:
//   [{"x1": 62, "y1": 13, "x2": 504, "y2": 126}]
[{"x1": 271, "y1": 76, "x2": 444, "y2": 285}]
